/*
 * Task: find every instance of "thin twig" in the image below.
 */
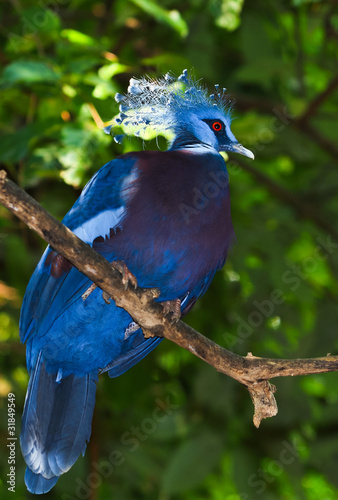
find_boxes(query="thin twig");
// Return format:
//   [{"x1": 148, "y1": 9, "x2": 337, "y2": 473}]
[
  {"x1": 1, "y1": 169, "x2": 338, "y2": 427},
  {"x1": 297, "y1": 74, "x2": 338, "y2": 124},
  {"x1": 231, "y1": 157, "x2": 338, "y2": 243},
  {"x1": 235, "y1": 73, "x2": 338, "y2": 160}
]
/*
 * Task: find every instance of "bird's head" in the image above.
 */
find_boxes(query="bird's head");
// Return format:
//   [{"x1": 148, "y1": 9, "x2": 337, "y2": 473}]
[
  {"x1": 173, "y1": 106, "x2": 254, "y2": 158},
  {"x1": 111, "y1": 70, "x2": 254, "y2": 160}
]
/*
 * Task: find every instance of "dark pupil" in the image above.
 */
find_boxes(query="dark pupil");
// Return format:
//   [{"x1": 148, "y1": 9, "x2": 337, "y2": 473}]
[{"x1": 214, "y1": 122, "x2": 221, "y2": 130}]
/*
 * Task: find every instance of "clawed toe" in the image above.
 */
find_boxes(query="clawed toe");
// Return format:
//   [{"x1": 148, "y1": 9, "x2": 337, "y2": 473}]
[
  {"x1": 162, "y1": 299, "x2": 181, "y2": 323},
  {"x1": 111, "y1": 261, "x2": 138, "y2": 290}
]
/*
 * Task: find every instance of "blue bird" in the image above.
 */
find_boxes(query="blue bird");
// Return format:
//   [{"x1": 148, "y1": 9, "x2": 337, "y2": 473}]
[{"x1": 20, "y1": 70, "x2": 254, "y2": 494}]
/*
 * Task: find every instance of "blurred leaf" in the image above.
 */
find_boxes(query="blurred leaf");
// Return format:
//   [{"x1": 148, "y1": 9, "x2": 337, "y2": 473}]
[
  {"x1": 60, "y1": 29, "x2": 98, "y2": 46},
  {"x1": 214, "y1": 0, "x2": 244, "y2": 31},
  {"x1": 1, "y1": 60, "x2": 59, "y2": 87},
  {"x1": 0, "y1": 119, "x2": 61, "y2": 164},
  {"x1": 130, "y1": 0, "x2": 188, "y2": 37},
  {"x1": 19, "y1": 6, "x2": 61, "y2": 35},
  {"x1": 98, "y1": 62, "x2": 130, "y2": 80},
  {"x1": 0, "y1": 312, "x2": 19, "y2": 341},
  {"x1": 300, "y1": 376, "x2": 327, "y2": 398}
]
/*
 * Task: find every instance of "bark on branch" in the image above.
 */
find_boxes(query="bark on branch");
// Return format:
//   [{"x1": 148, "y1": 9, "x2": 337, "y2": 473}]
[{"x1": 1, "y1": 169, "x2": 338, "y2": 428}]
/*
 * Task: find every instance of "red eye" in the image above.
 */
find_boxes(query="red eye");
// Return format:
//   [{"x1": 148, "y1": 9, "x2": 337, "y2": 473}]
[{"x1": 212, "y1": 121, "x2": 223, "y2": 132}]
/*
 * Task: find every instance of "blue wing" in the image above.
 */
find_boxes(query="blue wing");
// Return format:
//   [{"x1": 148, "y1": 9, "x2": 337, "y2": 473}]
[
  {"x1": 20, "y1": 153, "x2": 162, "y2": 373},
  {"x1": 20, "y1": 156, "x2": 129, "y2": 336},
  {"x1": 21, "y1": 158, "x2": 128, "y2": 342}
]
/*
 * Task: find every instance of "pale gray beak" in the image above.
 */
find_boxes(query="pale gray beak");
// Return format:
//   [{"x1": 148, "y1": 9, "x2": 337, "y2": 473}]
[{"x1": 228, "y1": 143, "x2": 255, "y2": 160}]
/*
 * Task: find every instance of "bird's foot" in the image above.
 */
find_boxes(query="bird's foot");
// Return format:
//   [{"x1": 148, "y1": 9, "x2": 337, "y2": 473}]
[
  {"x1": 111, "y1": 261, "x2": 138, "y2": 290},
  {"x1": 82, "y1": 261, "x2": 137, "y2": 304},
  {"x1": 162, "y1": 299, "x2": 181, "y2": 324}
]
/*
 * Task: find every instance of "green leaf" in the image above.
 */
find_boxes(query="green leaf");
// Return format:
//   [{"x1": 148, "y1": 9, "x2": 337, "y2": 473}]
[
  {"x1": 61, "y1": 29, "x2": 99, "y2": 46},
  {"x1": 98, "y1": 63, "x2": 130, "y2": 81},
  {"x1": 19, "y1": 6, "x2": 61, "y2": 35},
  {"x1": 301, "y1": 376, "x2": 327, "y2": 398},
  {"x1": 1, "y1": 60, "x2": 59, "y2": 87},
  {"x1": 162, "y1": 432, "x2": 223, "y2": 493},
  {"x1": 214, "y1": 0, "x2": 244, "y2": 31},
  {"x1": 0, "y1": 119, "x2": 61, "y2": 164},
  {"x1": 130, "y1": 0, "x2": 188, "y2": 37}
]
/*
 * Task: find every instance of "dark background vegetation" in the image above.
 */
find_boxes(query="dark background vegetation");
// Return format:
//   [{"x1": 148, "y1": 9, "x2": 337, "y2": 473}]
[{"x1": 0, "y1": 0, "x2": 338, "y2": 498}]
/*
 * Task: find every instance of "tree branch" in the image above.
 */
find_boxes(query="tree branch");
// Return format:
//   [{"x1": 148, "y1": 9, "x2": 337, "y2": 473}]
[
  {"x1": 1, "y1": 169, "x2": 338, "y2": 428},
  {"x1": 297, "y1": 74, "x2": 338, "y2": 125}
]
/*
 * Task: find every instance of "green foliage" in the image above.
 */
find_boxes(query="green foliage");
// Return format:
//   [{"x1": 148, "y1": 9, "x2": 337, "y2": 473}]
[
  {"x1": 0, "y1": 0, "x2": 338, "y2": 499},
  {"x1": 130, "y1": 0, "x2": 188, "y2": 37},
  {"x1": 162, "y1": 432, "x2": 223, "y2": 493}
]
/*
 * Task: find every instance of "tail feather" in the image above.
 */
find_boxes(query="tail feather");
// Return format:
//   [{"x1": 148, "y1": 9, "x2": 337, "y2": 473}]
[
  {"x1": 21, "y1": 352, "x2": 97, "y2": 494},
  {"x1": 24, "y1": 469, "x2": 59, "y2": 495}
]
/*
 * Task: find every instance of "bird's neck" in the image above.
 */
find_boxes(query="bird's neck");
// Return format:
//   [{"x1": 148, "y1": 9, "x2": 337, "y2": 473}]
[{"x1": 170, "y1": 130, "x2": 216, "y2": 154}]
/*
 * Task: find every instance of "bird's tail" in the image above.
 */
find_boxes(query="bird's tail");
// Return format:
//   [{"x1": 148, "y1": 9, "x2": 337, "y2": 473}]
[{"x1": 20, "y1": 352, "x2": 97, "y2": 494}]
